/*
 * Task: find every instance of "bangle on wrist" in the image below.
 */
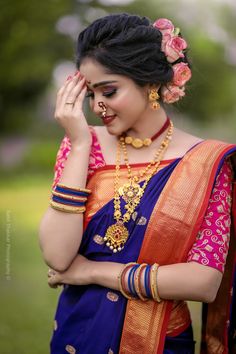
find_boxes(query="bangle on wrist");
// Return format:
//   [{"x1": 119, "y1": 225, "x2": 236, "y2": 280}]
[
  {"x1": 50, "y1": 183, "x2": 91, "y2": 214},
  {"x1": 134, "y1": 263, "x2": 148, "y2": 301}
]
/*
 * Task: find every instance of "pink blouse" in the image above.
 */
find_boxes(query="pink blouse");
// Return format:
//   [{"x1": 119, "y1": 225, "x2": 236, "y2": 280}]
[{"x1": 52, "y1": 128, "x2": 232, "y2": 273}]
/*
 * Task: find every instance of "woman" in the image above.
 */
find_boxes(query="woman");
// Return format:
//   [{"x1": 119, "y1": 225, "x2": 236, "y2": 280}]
[{"x1": 39, "y1": 14, "x2": 236, "y2": 354}]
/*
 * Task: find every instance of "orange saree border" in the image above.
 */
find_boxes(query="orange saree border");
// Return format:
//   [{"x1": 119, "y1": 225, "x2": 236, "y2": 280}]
[{"x1": 119, "y1": 140, "x2": 236, "y2": 354}]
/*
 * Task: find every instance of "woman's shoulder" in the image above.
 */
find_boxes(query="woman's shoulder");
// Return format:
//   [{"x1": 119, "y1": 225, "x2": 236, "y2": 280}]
[
  {"x1": 176, "y1": 128, "x2": 203, "y2": 145},
  {"x1": 166, "y1": 128, "x2": 203, "y2": 159}
]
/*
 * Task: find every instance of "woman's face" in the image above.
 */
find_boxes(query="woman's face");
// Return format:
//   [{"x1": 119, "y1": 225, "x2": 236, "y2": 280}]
[{"x1": 80, "y1": 58, "x2": 150, "y2": 136}]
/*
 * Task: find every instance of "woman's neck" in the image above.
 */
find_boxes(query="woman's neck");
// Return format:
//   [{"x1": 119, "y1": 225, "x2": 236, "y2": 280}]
[{"x1": 126, "y1": 107, "x2": 168, "y2": 139}]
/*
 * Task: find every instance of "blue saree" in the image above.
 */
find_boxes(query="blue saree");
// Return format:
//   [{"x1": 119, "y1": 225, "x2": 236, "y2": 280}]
[
  {"x1": 51, "y1": 158, "x2": 183, "y2": 353},
  {"x1": 50, "y1": 141, "x2": 236, "y2": 354}
]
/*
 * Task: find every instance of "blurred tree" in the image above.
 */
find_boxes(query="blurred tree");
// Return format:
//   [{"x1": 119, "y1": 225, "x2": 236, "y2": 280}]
[
  {"x1": 0, "y1": 0, "x2": 74, "y2": 136},
  {"x1": 1, "y1": 0, "x2": 235, "y2": 137},
  {"x1": 120, "y1": 0, "x2": 236, "y2": 125}
]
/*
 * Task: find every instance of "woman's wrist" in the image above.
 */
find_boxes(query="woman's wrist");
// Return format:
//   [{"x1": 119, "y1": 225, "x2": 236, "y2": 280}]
[
  {"x1": 91, "y1": 261, "x2": 125, "y2": 290},
  {"x1": 70, "y1": 143, "x2": 91, "y2": 153}
]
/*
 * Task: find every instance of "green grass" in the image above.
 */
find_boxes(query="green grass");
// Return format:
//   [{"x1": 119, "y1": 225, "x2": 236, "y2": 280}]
[
  {"x1": 0, "y1": 174, "x2": 201, "y2": 353},
  {"x1": 0, "y1": 174, "x2": 60, "y2": 354}
]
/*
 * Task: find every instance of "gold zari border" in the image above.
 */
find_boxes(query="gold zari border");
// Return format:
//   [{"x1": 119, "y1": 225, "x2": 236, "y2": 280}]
[{"x1": 119, "y1": 140, "x2": 236, "y2": 354}]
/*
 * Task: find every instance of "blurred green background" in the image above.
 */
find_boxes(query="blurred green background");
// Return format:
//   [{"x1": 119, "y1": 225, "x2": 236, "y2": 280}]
[{"x1": 1, "y1": 0, "x2": 235, "y2": 353}]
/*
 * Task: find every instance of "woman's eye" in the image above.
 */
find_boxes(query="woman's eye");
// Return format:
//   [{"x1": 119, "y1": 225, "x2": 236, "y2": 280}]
[
  {"x1": 103, "y1": 89, "x2": 117, "y2": 97},
  {"x1": 86, "y1": 89, "x2": 117, "y2": 99}
]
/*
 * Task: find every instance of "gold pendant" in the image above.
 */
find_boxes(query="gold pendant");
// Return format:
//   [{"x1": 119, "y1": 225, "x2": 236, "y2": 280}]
[
  {"x1": 104, "y1": 222, "x2": 129, "y2": 252},
  {"x1": 131, "y1": 138, "x2": 143, "y2": 149},
  {"x1": 124, "y1": 136, "x2": 143, "y2": 148},
  {"x1": 118, "y1": 182, "x2": 142, "y2": 203}
]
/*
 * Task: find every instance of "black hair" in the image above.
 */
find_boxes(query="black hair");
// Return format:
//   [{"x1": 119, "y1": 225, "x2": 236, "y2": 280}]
[{"x1": 76, "y1": 13, "x2": 175, "y2": 87}]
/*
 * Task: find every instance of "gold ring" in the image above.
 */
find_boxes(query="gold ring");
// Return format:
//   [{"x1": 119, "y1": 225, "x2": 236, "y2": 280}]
[{"x1": 66, "y1": 102, "x2": 74, "y2": 105}]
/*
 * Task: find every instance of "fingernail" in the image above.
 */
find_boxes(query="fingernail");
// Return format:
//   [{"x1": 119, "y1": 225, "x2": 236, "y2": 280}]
[
  {"x1": 66, "y1": 75, "x2": 72, "y2": 81},
  {"x1": 74, "y1": 70, "x2": 80, "y2": 76}
]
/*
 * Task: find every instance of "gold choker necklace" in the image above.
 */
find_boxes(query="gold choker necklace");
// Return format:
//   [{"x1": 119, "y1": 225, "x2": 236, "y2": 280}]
[
  {"x1": 123, "y1": 117, "x2": 170, "y2": 149},
  {"x1": 103, "y1": 121, "x2": 173, "y2": 253}
]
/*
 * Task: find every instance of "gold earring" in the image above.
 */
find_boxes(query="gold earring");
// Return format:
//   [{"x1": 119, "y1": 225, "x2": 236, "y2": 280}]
[{"x1": 149, "y1": 89, "x2": 160, "y2": 110}]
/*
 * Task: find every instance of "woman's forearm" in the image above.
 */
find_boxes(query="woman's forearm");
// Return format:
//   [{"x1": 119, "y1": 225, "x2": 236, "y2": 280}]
[
  {"x1": 157, "y1": 262, "x2": 222, "y2": 303},
  {"x1": 39, "y1": 145, "x2": 90, "y2": 272},
  {"x1": 91, "y1": 261, "x2": 125, "y2": 290},
  {"x1": 91, "y1": 261, "x2": 222, "y2": 303}
]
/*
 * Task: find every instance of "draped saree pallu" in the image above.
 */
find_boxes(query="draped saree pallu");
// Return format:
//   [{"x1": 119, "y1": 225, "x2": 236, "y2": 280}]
[
  {"x1": 50, "y1": 140, "x2": 236, "y2": 354},
  {"x1": 119, "y1": 140, "x2": 236, "y2": 354}
]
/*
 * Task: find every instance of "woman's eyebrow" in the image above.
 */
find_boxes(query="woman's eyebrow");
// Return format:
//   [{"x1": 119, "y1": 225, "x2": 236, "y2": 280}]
[{"x1": 88, "y1": 80, "x2": 118, "y2": 89}]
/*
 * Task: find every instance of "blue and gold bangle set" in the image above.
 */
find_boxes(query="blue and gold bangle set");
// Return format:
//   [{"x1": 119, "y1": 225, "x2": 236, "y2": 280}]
[
  {"x1": 50, "y1": 183, "x2": 91, "y2": 214},
  {"x1": 118, "y1": 262, "x2": 161, "y2": 302}
]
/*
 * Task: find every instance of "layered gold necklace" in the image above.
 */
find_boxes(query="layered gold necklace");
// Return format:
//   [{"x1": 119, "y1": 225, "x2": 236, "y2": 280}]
[{"x1": 103, "y1": 121, "x2": 174, "y2": 253}]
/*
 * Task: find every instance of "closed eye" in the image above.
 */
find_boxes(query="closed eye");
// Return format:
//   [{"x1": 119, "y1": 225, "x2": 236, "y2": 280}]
[
  {"x1": 103, "y1": 89, "x2": 117, "y2": 97},
  {"x1": 86, "y1": 89, "x2": 117, "y2": 99}
]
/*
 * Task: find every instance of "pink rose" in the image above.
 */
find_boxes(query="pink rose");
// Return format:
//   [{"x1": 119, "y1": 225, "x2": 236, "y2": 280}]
[
  {"x1": 161, "y1": 33, "x2": 172, "y2": 51},
  {"x1": 161, "y1": 84, "x2": 185, "y2": 104},
  {"x1": 163, "y1": 36, "x2": 187, "y2": 63},
  {"x1": 172, "y1": 63, "x2": 192, "y2": 86},
  {"x1": 153, "y1": 18, "x2": 174, "y2": 35}
]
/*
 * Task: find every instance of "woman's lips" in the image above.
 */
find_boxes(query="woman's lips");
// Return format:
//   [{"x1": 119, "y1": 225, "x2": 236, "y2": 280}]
[{"x1": 101, "y1": 115, "x2": 116, "y2": 125}]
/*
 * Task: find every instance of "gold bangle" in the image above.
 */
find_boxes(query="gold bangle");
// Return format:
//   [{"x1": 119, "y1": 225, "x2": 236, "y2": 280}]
[
  {"x1": 150, "y1": 263, "x2": 157, "y2": 300},
  {"x1": 50, "y1": 200, "x2": 86, "y2": 214},
  {"x1": 57, "y1": 183, "x2": 91, "y2": 194},
  {"x1": 150, "y1": 263, "x2": 161, "y2": 302},
  {"x1": 118, "y1": 262, "x2": 137, "y2": 300},
  {"x1": 155, "y1": 265, "x2": 162, "y2": 302},
  {"x1": 52, "y1": 190, "x2": 88, "y2": 202},
  {"x1": 134, "y1": 263, "x2": 148, "y2": 301}
]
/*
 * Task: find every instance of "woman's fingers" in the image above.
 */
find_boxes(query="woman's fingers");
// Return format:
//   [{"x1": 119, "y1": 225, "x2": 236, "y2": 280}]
[
  {"x1": 72, "y1": 82, "x2": 87, "y2": 109},
  {"x1": 56, "y1": 72, "x2": 80, "y2": 106},
  {"x1": 63, "y1": 78, "x2": 86, "y2": 108},
  {"x1": 53, "y1": 72, "x2": 91, "y2": 146},
  {"x1": 62, "y1": 73, "x2": 81, "y2": 104},
  {"x1": 47, "y1": 268, "x2": 62, "y2": 288},
  {"x1": 55, "y1": 74, "x2": 86, "y2": 114}
]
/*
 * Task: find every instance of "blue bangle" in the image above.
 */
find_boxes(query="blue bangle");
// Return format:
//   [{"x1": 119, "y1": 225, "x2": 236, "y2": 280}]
[
  {"x1": 144, "y1": 265, "x2": 152, "y2": 298},
  {"x1": 55, "y1": 185, "x2": 90, "y2": 197},
  {"x1": 52, "y1": 195, "x2": 85, "y2": 206},
  {"x1": 128, "y1": 265, "x2": 139, "y2": 298},
  {"x1": 127, "y1": 266, "x2": 134, "y2": 296},
  {"x1": 131, "y1": 265, "x2": 139, "y2": 298}
]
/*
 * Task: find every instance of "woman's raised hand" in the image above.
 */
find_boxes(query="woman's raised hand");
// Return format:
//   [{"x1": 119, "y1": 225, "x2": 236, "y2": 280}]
[{"x1": 54, "y1": 72, "x2": 92, "y2": 148}]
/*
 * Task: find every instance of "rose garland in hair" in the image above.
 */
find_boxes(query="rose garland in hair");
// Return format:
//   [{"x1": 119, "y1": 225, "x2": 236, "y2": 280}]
[{"x1": 153, "y1": 18, "x2": 192, "y2": 104}]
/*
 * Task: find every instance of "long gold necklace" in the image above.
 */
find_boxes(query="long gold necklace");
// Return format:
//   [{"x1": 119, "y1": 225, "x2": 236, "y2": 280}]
[{"x1": 103, "y1": 121, "x2": 174, "y2": 253}]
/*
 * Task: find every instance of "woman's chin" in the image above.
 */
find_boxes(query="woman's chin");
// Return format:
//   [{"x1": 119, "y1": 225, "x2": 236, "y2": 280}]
[{"x1": 105, "y1": 123, "x2": 124, "y2": 137}]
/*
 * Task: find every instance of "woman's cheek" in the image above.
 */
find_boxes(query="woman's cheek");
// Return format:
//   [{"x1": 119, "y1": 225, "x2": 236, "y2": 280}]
[{"x1": 113, "y1": 91, "x2": 131, "y2": 109}]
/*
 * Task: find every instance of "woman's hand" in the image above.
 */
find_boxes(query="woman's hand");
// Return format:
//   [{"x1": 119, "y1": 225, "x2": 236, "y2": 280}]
[
  {"x1": 48, "y1": 254, "x2": 94, "y2": 288},
  {"x1": 54, "y1": 72, "x2": 92, "y2": 148}
]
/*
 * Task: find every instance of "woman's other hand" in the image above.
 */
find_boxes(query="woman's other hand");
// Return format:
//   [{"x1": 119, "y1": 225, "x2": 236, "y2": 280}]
[
  {"x1": 54, "y1": 72, "x2": 92, "y2": 148},
  {"x1": 47, "y1": 254, "x2": 94, "y2": 288}
]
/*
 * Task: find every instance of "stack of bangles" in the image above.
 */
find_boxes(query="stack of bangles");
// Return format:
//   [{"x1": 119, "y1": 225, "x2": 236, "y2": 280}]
[
  {"x1": 118, "y1": 262, "x2": 161, "y2": 302},
  {"x1": 50, "y1": 183, "x2": 91, "y2": 214}
]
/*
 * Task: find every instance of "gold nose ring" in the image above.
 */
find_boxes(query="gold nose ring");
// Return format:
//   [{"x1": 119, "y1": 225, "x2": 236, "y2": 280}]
[{"x1": 98, "y1": 101, "x2": 107, "y2": 117}]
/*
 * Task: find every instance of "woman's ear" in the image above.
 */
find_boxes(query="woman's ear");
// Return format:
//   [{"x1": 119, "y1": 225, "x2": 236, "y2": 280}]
[{"x1": 148, "y1": 83, "x2": 161, "y2": 91}]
